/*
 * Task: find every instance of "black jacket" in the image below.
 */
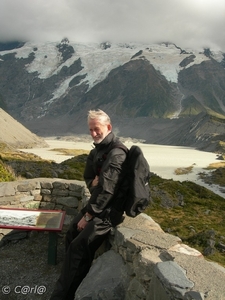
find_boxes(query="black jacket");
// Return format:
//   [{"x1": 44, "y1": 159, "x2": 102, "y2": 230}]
[{"x1": 82, "y1": 132, "x2": 127, "y2": 223}]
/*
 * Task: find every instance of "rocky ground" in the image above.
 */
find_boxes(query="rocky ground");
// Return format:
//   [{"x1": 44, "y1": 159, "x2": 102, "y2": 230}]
[{"x1": 0, "y1": 227, "x2": 67, "y2": 300}]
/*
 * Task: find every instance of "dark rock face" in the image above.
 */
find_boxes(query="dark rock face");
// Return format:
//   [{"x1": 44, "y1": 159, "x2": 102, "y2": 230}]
[
  {"x1": 78, "y1": 59, "x2": 180, "y2": 118},
  {"x1": 0, "y1": 41, "x2": 25, "y2": 51},
  {"x1": 178, "y1": 59, "x2": 225, "y2": 116}
]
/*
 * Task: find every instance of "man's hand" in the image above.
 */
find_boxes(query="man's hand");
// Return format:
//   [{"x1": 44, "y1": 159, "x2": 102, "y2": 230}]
[
  {"x1": 77, "y1": 217, "x2": 88, "y2": 231},
  {"x1": 91, "y1": 175, "x2": 99, "y2": 187},
  {"x1": 77, "y1": 213, "x2": 93, "y2": 231}
]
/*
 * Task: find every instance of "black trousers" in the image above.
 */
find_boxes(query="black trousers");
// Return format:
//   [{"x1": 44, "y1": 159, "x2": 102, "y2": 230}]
[{"x1": 50, "y1": 212, "x2": 112, "y2": 300}]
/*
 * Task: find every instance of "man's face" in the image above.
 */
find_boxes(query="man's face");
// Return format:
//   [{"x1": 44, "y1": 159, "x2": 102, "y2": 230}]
[{"x1": 88, "y1": 119, "x2": 112, "y2": 144}]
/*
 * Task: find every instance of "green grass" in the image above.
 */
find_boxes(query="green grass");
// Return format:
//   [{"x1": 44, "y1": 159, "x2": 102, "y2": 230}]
[
  {"x1": 200, "y1": 161, "x2": 225, "y2": 187},
  {"x1": 0, "y1": 160, "x2": 16, "y2": 181},
  {"x1": 145, "y1": 175, "x2": 225, "y2": 266}
]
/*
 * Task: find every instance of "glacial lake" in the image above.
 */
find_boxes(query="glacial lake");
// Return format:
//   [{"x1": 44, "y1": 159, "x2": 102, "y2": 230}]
[{"x1": 21, "y1": 139, "x2": 225, "y2": 199}]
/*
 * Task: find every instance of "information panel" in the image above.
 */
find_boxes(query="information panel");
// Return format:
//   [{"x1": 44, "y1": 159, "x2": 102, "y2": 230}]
[{"x1": 0, "y1": 208, "x2": 65, "y2": 231}]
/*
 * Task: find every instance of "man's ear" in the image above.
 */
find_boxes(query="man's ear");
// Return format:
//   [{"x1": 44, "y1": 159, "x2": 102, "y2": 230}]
[{"x1": 107, "y1": 124, "x2": 112, "y2": 131}]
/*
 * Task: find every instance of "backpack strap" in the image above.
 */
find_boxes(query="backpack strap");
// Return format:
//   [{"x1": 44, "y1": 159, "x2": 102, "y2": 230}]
[
  {"x1": 108, "y1": 141, "x2": 129, "y2": 155},
  {"x1": 96, "y1": 141, "x2": 128, "y2": 175}
]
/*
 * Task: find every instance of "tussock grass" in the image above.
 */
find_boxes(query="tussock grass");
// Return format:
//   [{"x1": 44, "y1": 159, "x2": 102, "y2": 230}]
[
  {"x1": 50, "y1": 148, "x2": 89, "y2": 156},
  {"x1": 174, "y1": 165, "x2": 194, "y2": 175},
  {"x1": 206, "y1": 162, "x2": 225, "y2": 169}
]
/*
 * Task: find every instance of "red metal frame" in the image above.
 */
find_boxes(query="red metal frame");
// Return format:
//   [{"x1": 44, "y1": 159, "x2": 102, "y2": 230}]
[{"x1": 0, "y1": 207, "x2": 66, "y2": 232}]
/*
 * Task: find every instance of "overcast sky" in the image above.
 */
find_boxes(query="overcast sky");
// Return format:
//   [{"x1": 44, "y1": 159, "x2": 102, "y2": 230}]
[{"x1": 0, "y1": 0, "x2": 224, "y2": 51}]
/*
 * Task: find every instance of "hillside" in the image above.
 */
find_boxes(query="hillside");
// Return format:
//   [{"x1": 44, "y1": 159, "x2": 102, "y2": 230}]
[{"x1": 0, "y1": 108, "x2": 47, "y2": 148}]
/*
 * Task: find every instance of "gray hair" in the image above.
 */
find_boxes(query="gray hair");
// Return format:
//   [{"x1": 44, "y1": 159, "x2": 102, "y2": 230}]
[{"x1": 87, "y1": 109, "x2": 111, "y2": 125}]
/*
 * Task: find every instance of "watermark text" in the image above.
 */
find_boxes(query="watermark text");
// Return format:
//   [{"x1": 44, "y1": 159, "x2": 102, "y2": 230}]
[{"x1": 2, "y1": 285, "x2": 46, "y2": 295}]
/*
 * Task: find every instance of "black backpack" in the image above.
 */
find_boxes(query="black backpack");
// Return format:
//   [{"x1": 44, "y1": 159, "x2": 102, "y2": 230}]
[
  {"x1": 123, "y1": 145, "x2": 151, "y2": 217},
  {"x1": 104, "y1": 142, "x2": 151, "y2": 217}
]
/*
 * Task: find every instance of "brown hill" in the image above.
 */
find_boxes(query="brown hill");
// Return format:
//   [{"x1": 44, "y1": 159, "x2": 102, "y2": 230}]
[{"x1": 0, "y1": 108, "x2": 47, "y2": 148}]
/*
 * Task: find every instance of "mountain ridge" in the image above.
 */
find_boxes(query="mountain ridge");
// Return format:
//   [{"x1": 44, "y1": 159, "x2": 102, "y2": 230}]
[{"x1": 0, "y1": 40, "x2": 225, "y2": 151}]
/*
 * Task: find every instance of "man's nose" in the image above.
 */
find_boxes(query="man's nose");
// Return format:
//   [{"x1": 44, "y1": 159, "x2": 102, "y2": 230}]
[{"x1": 91, "y1": 131, "x2": 97, "y2": 137}]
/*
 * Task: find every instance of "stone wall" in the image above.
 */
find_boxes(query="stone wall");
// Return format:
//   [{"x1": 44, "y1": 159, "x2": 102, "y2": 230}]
[
  {"x1": 0, "y1": 179, "x2": 225, "y2": 299},
  {"x1": 0, "y1": 178, "x2": 89, "y2": 213}
]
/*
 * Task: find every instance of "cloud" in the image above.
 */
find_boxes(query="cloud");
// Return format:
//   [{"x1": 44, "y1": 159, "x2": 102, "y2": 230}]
[{"x1": 0, "y1": 0, "x2": 224, "y2": 51}]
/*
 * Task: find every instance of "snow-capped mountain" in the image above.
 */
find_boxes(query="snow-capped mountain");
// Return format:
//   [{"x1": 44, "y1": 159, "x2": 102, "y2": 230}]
[{"x1": 0, "y1": 39, "x2": 225, "y2": 149}]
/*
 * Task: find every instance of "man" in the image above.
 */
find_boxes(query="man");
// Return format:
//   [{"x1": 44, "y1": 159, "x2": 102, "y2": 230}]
[{"x1": 50, "y1": 109, "x2": 128, "y2": 300}]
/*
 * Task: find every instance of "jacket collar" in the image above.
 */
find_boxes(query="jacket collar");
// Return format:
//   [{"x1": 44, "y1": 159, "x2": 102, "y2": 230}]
[{"x1": 93, "y1": 132, "x2": 115, "y2": 150}]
